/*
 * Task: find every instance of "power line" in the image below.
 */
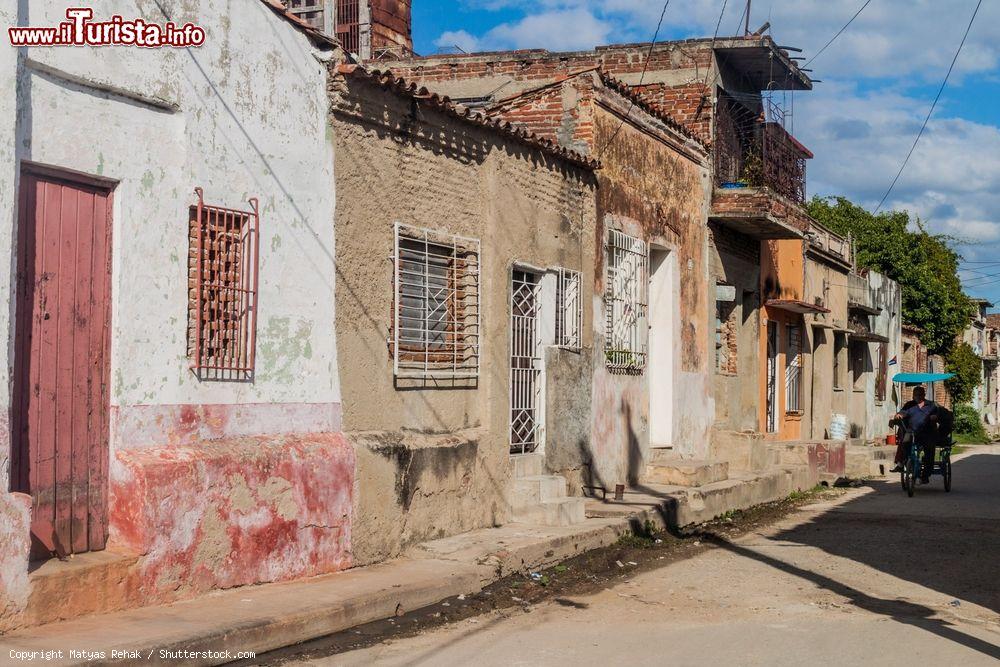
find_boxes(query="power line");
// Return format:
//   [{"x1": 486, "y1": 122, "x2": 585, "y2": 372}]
[
  {"x1": 701, "y1": 0, "x2": 732, "y2": 91},
  {"x1": 595, "y1": 0, "x2": 671, "y2": 160},
  {"x1": 874, "y1": 0, "x2": 984, "y2": 213},
  {"x1": 803, "y1": 0, "x2": 875, "y2": 68}
]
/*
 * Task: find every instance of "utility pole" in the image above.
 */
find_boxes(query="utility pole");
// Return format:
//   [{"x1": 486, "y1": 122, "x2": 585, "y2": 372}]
[{"x1": 745, "y1": 0, "x2": 752, "y2": 35}]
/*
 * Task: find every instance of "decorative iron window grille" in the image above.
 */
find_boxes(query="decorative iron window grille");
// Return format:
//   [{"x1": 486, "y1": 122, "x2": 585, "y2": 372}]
[
  {"x1": 393, "y1": 223, "x2": 480, "y2": 379},
  {"x1": 605, "y1": 230, "x2": 648, "y2": 373},
  {"x1": 555, "y1": 268, "x2": 582, "y2": 350},
  {"x1": 785, "y1": 324, "x2": 802, "y2": 412},
  {"x1": 510, "y1": 269, "x2": 542, "y2": 454},
  {"x1": 189, "y1": 188, "x2": 260, "y2": 380}
]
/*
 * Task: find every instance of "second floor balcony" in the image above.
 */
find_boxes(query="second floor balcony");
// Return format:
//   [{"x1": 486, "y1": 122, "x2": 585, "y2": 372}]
[{"x1": 709, "y1": 92, "x2": 813, "y2": 240}]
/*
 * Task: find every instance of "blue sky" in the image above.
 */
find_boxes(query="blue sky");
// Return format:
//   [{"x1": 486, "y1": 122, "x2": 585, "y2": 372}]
[{"x1": 412, "y1": 1, "x2": 1000, "y2": 309}]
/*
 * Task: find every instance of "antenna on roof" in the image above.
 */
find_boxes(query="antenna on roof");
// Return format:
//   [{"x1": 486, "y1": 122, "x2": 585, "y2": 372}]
[{"x1": 745, "y1": 1, "x2": 752, "y2": 36}]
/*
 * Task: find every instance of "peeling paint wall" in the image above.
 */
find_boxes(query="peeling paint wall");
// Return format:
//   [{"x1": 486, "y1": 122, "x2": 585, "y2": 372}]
[
  {"x1": 708, "y1": 223, "x2": 760, "y2": 436},
  {"x1": 330, "y1": 73, "x2": 597, "y2": 559},
  {"x1": 589, "y1": 103, "x2": 713, "y2": 481},
  {"x1": 2, "y1": 2, "x2": 347, "y2": 630}
]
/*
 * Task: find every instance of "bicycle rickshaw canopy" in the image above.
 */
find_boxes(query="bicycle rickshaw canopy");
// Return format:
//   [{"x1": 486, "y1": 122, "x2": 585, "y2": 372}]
[{"x1": 892, "y1": 372, "x2": 955, "y2": 385}]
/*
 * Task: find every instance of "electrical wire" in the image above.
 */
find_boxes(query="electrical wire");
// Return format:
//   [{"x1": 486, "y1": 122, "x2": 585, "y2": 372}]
[
  {"x1": 803, "y1": 0, "x2": 875, "y2": 68},
  {"x1": 874, "y1": 0, "x2": 984, "y2": 213},
  {"x1": 595, "y1": 0, "x2": 671, "y2": 160}
]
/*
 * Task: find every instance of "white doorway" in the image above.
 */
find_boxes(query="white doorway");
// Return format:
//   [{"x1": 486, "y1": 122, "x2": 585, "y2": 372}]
[{"x1": 648, "y1": 247, "x2": 676, "y2": 448}]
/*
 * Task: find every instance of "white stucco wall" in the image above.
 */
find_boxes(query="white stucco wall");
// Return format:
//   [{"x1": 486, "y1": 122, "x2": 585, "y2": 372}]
[
  {"x1": 8, "y1": 1, "x2": 339, "y2": 454},
  {"x1": 866, "y1": 270, "x2": 902, "y2": 440}
]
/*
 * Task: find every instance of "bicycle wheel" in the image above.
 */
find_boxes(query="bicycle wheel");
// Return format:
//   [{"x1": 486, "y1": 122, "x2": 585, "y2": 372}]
[
  {"x1": 904, "y1": 459, "x2": 916, "y2": 497},
  {"x1": 943, "y1": 458, "x2": 952, "y2": 492}
]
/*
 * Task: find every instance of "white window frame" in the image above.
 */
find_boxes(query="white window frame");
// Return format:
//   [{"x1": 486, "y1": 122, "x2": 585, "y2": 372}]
[
  {"x1": 393, "y1": 223, "x2": 481, "y2": 379},
  {"x1": 605, "y1": 229, "x2": 649, "y2": 373},
  {"x1": 555, "y1": 267, "x2": 582, "y2": 350},
  {"x1": 786, "y1": 324, "x2": 802, "y2": 413}
]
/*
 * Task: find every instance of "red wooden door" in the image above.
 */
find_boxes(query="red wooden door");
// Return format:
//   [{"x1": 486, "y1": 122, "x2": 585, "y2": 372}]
[{"x1": 12, "y1": 167, "x2": 113, "y2": 559}]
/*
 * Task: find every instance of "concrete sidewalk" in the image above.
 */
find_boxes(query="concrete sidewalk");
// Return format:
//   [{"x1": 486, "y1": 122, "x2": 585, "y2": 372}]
[{"x1": 0, "y1": 463, "x2": 818, "y2": 667}]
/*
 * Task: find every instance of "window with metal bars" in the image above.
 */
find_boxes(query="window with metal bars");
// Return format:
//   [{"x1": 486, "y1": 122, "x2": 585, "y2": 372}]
[
  {"x1": 785, "y1": 324, "x2": 802, "y2": 412},
  {"x1": 336, "y1": 0, "x2": 361, "y2": 55},
  {"x1": 393, "y1": 224, "x2": 480, "y2": 379},
  {"x1": 188, "y1": 188, "x2": 260, "y2": 380},
  {"x1": 605, "y1": 230, "x2": 648, "y2": 373},
  {"x1": 283, "y1": 0, "x2": 327, "y2": 30},
  {"x1": 555, "y1": 268, "x2": 582, "y2": 350}
]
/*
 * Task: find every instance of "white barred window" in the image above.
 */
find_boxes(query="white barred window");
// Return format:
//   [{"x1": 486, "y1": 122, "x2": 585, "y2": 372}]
[
  {"x1": 555, "y1": 268, "x2": 582, "y2": 349},
  {"x1": 393, "y1": 223, "x2": 481, "y2": 379},
  {"x1": 605, "y1": 229, "x2": 648, "y2": 373}
]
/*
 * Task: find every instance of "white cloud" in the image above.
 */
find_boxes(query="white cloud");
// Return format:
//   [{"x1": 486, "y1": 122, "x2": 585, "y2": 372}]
[
  {"x1": 434, "y1": 30, "x2": 482, "y2": 53},
  {"x1": 476, "y1": 9, "x2": 614, "y2": 51}
]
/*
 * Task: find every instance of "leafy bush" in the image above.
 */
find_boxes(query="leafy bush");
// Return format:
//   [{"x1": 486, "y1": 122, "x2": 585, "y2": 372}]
[
  {"x1": 953, "y1": 404, "x2": 987, "y2": 443},
  {"x1": 945, "y1": 343, "x2": 982, "y2": 405}
]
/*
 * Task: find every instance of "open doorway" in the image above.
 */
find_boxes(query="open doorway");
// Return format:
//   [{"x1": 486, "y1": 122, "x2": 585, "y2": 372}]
[{"x1": 648, "y1": 247, "x2": 676, "y2": 449}]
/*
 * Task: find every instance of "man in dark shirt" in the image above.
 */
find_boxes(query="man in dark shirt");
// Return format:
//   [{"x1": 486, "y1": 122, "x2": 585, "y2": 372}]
[{"x1": 890, "y1": 386, "x2": 939, "y2": 482}]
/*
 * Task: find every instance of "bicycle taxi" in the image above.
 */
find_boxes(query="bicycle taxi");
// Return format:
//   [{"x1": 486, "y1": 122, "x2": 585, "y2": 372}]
[{"x1": 890, "y1": 372, "x2": 955, "y2": 497}]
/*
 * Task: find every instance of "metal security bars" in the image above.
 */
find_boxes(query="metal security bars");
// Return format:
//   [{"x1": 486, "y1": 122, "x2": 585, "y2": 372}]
[
  {"x1": 189, "y1": 188, "x2": 260, "y2": 380},
  {"x1": 555, "y1": 268, "x2": 582, "y2": 350},
  {"x1": 511, "y1": 270, "x2": 542, "y2": 454},
  {"x1": 605, "y1": 230, "x2": 648, "y2": 373},
  {"x1": 785, "y1": 324, "x2": 802, "y2": 412},
  {"x1": 393, "y1": 224, "x2": 481, "y2": 380}
]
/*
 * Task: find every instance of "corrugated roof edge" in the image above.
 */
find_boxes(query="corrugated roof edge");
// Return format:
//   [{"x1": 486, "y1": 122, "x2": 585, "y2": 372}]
[
  {"x1": 258, "y1": 0, "x2": 337, "y2": 48},
  {"x1": 336, "y1": 64, "x2": 601, "y2": 171}
]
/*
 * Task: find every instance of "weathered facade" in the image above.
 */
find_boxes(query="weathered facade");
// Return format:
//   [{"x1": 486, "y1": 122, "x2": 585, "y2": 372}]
[
  {"x1": 484, "y1": 70, "x2": 713, "y2": 487},
  {"x1": 329, "y1": 65, "x2": 599, "y2": 561},
  {"x1": 1, "y1": 2, "x2": 347, "y2": 631}
]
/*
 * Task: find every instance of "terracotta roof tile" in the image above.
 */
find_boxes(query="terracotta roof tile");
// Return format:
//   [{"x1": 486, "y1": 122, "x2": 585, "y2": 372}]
[{"x1": 336, "y1": 65, "x2": 601, "y2": 171}]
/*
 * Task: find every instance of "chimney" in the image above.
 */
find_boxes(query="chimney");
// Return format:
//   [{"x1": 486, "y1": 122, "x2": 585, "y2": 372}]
[{"x1": 283, "y1": 1, "x2": 412, "y2": 60}]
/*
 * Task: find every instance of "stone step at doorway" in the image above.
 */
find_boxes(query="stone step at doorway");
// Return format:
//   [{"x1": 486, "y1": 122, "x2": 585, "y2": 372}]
[{"x1": 509, "y1": 453, "x2": 587, "y2": 527}]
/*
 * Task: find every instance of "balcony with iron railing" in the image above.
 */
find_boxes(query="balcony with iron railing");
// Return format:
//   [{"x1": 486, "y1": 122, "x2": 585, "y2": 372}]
[{"x1": 709, "y1": 91, "x2": 814, "y2": 240}]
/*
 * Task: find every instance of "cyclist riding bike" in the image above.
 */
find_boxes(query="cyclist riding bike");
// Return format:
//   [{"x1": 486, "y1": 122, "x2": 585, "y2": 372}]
[{"x1": 889, "y1": 386, "x2": 940, "y2": 483}]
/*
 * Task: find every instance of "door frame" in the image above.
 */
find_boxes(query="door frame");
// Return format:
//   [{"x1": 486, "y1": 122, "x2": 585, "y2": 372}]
[
  {"x1": 12, "y1": 160, "x2": 116, "y2": 557},
  {"x1": 509, "y1": 265, "x2": 544, "y2": 456}
]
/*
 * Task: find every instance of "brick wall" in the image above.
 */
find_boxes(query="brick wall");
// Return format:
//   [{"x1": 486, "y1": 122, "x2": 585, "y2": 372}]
[
  {"x1": 711, "y1": 187, "x2": 814, "y2": 233},
  {"x1": 385, "y1": 43, "x2": 714, "y2": 139}
]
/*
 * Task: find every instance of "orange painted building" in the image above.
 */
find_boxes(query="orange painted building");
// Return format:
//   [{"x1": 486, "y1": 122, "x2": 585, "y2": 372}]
[{"x1": 758, "y1": 239, "x2": 828, "y2": 439}]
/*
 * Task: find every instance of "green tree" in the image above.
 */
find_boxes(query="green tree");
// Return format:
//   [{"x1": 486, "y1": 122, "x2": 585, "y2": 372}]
[
  {"x1": 807, "y1": 196, "x2": 972, "y2": 353},
  {"x1": 944, "y1": 342, "x2": 982, "y2": 405}
]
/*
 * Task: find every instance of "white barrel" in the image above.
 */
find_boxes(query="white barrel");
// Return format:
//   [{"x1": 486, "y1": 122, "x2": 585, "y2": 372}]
[{"x1": 829, "y1": 413, "x2": 849, "y2": 440}]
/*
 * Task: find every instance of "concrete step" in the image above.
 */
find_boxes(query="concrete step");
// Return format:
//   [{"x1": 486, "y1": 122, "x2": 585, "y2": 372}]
[
  {"x1": 645, "y1": 452, "x2": 729, "y2": 487},
  {"x1": 512, "y1": 497, "x2": 587, "y2": 527},
  {"x1": 586, "y1": 464, "x2": 817, "y2": 528},
  {"x1": 511, "y1": 475, "x2": 568, "y2": 508},
  {"x1": 846, "y1": 445, "x2": 898, "y2": 478},
  {"x1": 511, "y1": 453, "x2": 544, "y2": 479}
]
